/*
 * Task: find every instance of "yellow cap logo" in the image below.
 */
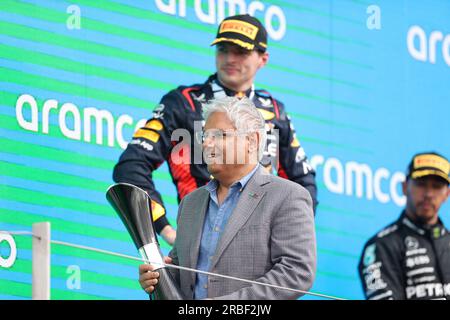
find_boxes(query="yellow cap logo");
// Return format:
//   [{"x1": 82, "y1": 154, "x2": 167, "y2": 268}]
[
  {"x1": 414, "y1": 154, "x2": 449, "y2": 174},
  {"x1": 219, "y1": 20, "x2": 258, "y2": 40}
]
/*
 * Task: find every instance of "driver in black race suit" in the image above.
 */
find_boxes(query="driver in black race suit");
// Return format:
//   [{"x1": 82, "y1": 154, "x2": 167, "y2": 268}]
[
  {"x1": 113, "y1": 14, "x2": 318, "y2": 245},
  {"x1": 358, "y1": 152, "x2": 450, "y2": 300}
]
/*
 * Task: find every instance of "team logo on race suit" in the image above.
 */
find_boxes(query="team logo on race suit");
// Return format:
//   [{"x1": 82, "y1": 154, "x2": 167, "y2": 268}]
[
  {"x1": 291, "y1": 137, "x2": 300, "y2": 148},
  {"x1": 257, "y1": 108, "x2": 275, "y2": 121},
  {"x1": 286, "y1": 116, "x2": 301, "y2": 149},
  {"x1": 153, "y1": 104, "x2": 165, "y2": 119},
  {"x1": 406, "y1": 283, "x2": 450, "y2": 299},
  {"x1": 145, "y1": 120, "x2": 164, "y2": 131},
  {"x1": 130, "y1": 139, "x2": 154, "y2": 151},
  {"x1": 363, "y1": 243, "x2": 376, "y2": 267},
  {"x1": 377, "y1": 225, "x2": 398, "y2": 238},
  {"x1": 264, "y1": 122, "x2": 278, "y2": 159},
  {"x1": 151, "y1": 200, "x2": 165, "y2": 221},
  {"x1": 134, "y1": 129, "x2": 160, "y2": 143},
  {"x1": 362, "y1": 244, "x2": 388, "y2": 292},
  {"x1": 295, "y1": 147, "x2": 307, "y2": 163},
  {"x1": 364, "y1": 263, "x2": 387, "y2": 291},
  {"x1": 405, "y1": 236, "x2": 419, "y2": 250},
  {"x1": 258, "y1": 97, "x2": 272, "y2": 108},
  {"x1": 406, "y1": 255, "x2": 431, "y2": 268},
  {"x1": 193, "y1": 93, "x2": 206, "y2": 104}
]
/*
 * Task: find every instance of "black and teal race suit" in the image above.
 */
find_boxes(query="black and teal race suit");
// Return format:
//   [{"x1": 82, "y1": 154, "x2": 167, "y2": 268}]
[{"x1": 359, "y1": 211, "x2": 450, "y2": 300}]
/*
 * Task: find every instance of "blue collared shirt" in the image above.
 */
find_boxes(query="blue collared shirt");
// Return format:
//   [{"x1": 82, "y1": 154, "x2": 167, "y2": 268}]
[{"x1": 194, "y1": 165, "x2": 259, "y2": 299}]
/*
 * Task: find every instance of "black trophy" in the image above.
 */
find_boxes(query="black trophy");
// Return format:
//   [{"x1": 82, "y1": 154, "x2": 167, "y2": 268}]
[{"x1": 106, "y1": 183, "x2": 184, "y2": 300}]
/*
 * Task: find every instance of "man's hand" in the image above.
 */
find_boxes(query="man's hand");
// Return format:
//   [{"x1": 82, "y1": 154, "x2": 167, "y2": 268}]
[
  {"x1": 139, "y1": 256, "x2": 172, "y2": 293},
  {"x1": 160, "y1": 225, "x2": 177, "y2": 245}
]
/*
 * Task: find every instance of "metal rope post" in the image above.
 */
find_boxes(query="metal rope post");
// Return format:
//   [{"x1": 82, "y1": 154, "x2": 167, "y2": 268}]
[{"x1": 32, "y1": 222, "x2": 51, "y2": 300}]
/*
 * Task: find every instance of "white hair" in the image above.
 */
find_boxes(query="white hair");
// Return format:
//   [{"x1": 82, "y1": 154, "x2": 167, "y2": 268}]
[{"x1": 203, "y1": 96, "x2": 267, "y2": 161}]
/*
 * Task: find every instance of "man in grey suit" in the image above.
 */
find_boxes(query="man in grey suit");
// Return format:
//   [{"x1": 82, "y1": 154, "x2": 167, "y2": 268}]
[{"x1": 139, "y1": 96, "x2": 316, "y2": 299}]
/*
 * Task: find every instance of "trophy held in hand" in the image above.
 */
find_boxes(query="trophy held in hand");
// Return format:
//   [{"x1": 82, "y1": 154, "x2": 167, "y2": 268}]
[{"x1": 106, "y1": 183, "x2": 184, "y2": 300}]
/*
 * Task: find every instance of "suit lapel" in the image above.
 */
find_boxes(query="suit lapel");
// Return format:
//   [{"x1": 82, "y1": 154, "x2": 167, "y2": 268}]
[
  {"x1": 188, "y1": 188, "x2": 209, "y2": 284},
  {"x1": 210, "y1": 168, "x2": 269, "y2": 270}
]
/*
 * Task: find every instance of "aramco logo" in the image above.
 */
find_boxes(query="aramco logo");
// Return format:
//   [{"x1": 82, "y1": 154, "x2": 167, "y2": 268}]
[
  {"x1": 154, "y1": 0, "x2": 287, "y2": 41},
  {"x1": 407, "y1": 25, "x2": 450, "y2": 67}
]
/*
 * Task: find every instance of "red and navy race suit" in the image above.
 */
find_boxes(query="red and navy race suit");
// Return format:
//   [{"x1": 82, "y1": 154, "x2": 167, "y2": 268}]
[
  {"x1": 113, "y1": 74, "x2": 317, "y2": 233},
  {"x1": 358, "y1": 211, "x2": 450, "y2": 300}
]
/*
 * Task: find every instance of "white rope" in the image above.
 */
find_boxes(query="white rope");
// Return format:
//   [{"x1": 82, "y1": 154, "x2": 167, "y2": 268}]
[
  {"x1": 1, "y1": 230, "x2": 346, "y2": 300},
  {"x1": 0, "y1": 230, "x2": 36, "y2": 237},
  {"x1": 50, "y1": 239, "x2": 346, "y2": 300},
  {"x1": 160, "y1": 262, "x2": 346, "y2": 300}
]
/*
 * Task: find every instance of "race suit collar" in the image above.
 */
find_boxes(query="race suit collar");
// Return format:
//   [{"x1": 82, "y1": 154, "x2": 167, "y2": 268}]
[
  {"x1": 209, "y1": 74, "x2": 255, "y2": 100},
  {"x1": 400, "y1": 210, "x2": 447, "y2": 239}
]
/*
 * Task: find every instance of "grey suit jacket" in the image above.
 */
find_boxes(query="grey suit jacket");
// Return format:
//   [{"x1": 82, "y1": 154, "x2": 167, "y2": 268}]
[{"x1": 168, "y1": 167, "x2": 316, "y2": 300}]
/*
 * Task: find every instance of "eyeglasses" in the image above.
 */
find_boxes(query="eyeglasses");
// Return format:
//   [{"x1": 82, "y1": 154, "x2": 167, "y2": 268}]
[{"x1": 195, "y1": 129, "x2": 248, "y2": 144}]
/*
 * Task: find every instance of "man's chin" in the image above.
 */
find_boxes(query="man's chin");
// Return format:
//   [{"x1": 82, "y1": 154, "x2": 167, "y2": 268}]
[
  {"x1": 207, "y1": 163, "x2": 222, "y2": 175},
  {"x1": 415, "y1": 209, "x2": 438, "y2": 224},
  {"x1": 218, "y1": 73, "x2": 240, "y2": 85}
]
